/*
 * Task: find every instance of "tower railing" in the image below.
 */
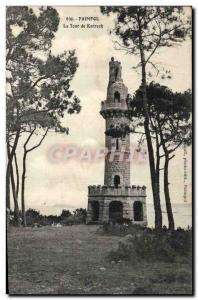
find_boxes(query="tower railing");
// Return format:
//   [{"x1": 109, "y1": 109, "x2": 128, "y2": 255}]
[
  {"x1": 101, "y1": 99, "x2": 128, "y2": 111},
  {"x1": 88, "y1": 185, "x2": 146, "y2": 197}
]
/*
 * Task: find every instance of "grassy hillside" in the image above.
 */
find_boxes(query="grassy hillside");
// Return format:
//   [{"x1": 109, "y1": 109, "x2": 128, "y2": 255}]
[{"x1": 7, "y1": 225, "x2": 192, "y2": 295}]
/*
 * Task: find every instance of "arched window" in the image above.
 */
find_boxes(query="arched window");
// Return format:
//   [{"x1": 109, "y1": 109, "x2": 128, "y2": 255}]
[
  {"x1": 133, "y1": 201, "x2": 143, "y2": 221},
  {"x1": 114, "y1": 175, "x2": 120, "y2": 188},
  {"x1": 114, "y1": 91, "x2": 120, "y2": 102}
]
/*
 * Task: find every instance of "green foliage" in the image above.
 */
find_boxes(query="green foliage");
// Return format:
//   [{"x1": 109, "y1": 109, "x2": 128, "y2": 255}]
[
  {"x1": 105, "y1": 124, "x2": 131, "y2": 138},
  {"x1": 26, "y1": 209, "x2": 41, "y2": 226},
  {"x1": 135, "y1": 232, "x2": 176, "y2": 262},
  {"x1": 60, "y1": 209, "x2": 72, "y2": 219},
  {"x1": 8, "y1": 209, "x2": 22, "y2": 226},
  {"x1": 127, "y1": 82, "x2": 192, "y2": 163},
  {"x1": 6, "y1": 6, "x2": 81, "y2": 141},
  {"x1": 100, "y1": 220, "x2": 143, "y2": 236},
  {"x1": 167, "y1": 228, "x2": 192, "y2": 256},
  {"x1": 9, "y1": 207, "x2": 87, "y2": 227},
  {"x1": 60, "y1": 209, "x2": 87, "y2": 226},
  {"x1": 6, "y1": 6, "x2": 59, "y2": 53},
  {"x1": 100, "y1": 7, "x2": 191, "y2": 69},
  {"x1": 130, "y1": 82, "x2": 192, "y2": 119},
  {"x1": 60, "y1": 215, "x2": 76, "y2": 226},
  {"x1": 60, "y1": 211, "x2": 87, "y2": 226},
  {"x1": 73, "y1": 208, "x2": 87, "y2": 223},
  {"x1": 100, "y1": 218, "x2": 144, "y2": 235}
]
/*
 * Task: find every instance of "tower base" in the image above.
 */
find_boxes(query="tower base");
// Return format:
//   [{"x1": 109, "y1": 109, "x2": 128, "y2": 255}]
[{"x1": 86, "y1": 185, "x2": 147, "y2": 226}]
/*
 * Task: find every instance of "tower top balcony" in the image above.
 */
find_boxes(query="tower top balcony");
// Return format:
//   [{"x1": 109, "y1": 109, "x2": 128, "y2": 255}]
[{"x1": 100, "y1": 99, "x2": 128, "y2": 111}]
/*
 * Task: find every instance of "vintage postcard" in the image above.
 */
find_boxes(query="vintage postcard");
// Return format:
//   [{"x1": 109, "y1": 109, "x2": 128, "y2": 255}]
[{"x1": 6, "y1": 6, "x2": 192, "y2": 295}]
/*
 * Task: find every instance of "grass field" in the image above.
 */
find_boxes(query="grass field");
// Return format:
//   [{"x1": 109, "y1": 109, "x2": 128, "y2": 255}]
[{"x1": 7, "y1": 225, "x2": 192, "y2": 295}]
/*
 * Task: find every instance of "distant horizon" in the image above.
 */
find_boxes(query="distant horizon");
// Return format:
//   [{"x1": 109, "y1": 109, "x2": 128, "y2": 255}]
[
  {"x1": 24, "y1": 200, "x2": 192, "y2": 214},
  {"x1": 18, "y1": 201, "x2": 191, "y2": 229}
]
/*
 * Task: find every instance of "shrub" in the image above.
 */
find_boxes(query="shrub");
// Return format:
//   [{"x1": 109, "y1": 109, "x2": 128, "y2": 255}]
[
  {"x1": 7, "y1": 210, "x2": 21, "y2": 226},
  {"x1": 60, "y1": 208, "x2": 87, "y2": 225},
  {"x1": 73, "y1": 208, "x2": 87, "y2": 223},
  {"x1": 61, "y1": 215, "x2": 75, "y2": 226},
  {"x1": 60, "y1": 209, "x2": 72, "y2": 219},
  {"x1": 134, "y1": 232, "x2": 176, "y2": 262},
  {"x1": 109, "y1": 234, "x2": 135, "y2": 262},
  {"x1": 107, "y1": 228, "x2": 192, "y2": 263},
  {"x1": 60, "y1": 212, "x2": 87, "y2": 226},
  {"x1": 39, "y1": 216, "x2": 52, "y2": 226},
  {"x1": 26, "y1": 209, "x2": 41, "y2": 226},
  {"x1": 167, "y1": 229, "x2": 192, "y2": 256},
  {"x1": 99, "y1": 221, "x2": 145, "y2": 236},
  {"x1": 8, "y1": 207, "x2": 87, "y2": 227}
]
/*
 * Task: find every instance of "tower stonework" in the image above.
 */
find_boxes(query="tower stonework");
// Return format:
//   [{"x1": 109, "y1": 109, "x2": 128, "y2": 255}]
[{"x1": 87, "y1": 58, "x2": 147, "y2": 225}]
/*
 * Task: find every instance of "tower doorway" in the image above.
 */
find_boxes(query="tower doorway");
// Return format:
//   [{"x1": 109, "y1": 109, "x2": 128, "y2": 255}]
[
  {"x1": 109, "y1": 201, "x2": 123, "y2": 221},
  {"x1": 91, "y1": 201, "x2": 99, "y2": 221},
  {"x1": 114, "y1": 175, "x2": 120, "y2": 188},
  {"x1": 134, "y1": 201, "x2": 143, "y2": 221}
]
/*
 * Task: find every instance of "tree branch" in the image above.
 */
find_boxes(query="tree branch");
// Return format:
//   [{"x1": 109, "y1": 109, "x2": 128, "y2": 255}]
[
  {"x1": 31, "y1": 76, "x2": 46, "y2": 89},
  {"x1": 26, "y1": 128, "x2": 49, "y2": 153},
  {"x1": 24, "y1": 128, "x2": 36, "y2": 149},
  {"x1": 168, "y1": 141, "x2": 183, "y2": 154}
]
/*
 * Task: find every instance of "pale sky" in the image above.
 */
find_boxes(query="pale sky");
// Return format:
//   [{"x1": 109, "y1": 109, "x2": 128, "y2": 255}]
[{"x1": 14, "y1": 6, "x2": 192, "y2": 226}]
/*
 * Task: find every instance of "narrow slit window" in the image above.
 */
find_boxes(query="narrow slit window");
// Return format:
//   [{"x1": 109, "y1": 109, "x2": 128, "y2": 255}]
[{"x1": 116, "y1": 138, "x2": 119, "y2": 150}]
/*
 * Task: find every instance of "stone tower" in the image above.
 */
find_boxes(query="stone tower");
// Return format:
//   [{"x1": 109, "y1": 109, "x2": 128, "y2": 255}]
[{"x1": 86, "y1": 58, "x2": 147, "y2": 225}]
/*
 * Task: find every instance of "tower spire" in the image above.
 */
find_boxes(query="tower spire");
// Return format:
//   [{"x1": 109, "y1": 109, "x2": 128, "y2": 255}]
[{"x1": 109, "y1": 57, "x2": 122, "y2": 84}]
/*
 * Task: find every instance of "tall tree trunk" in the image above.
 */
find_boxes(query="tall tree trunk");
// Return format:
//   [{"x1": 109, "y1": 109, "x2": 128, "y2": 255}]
[
  {"x1": 7, "y1": 129, "x2": 20, "y2": 171},
  {"x1": 143, "y1": 88, "x2": 162, "y2": 230},
  {"x1": 6, "y1": 167, "x2": 10, "y2": 210},
  {"x1": 140, "y1": 64, "x2": 162, "y2": 230},
  {"x1": 10, "y1": 163, "x2": 20, "y2": 225},
  {"x1": 155, "y1": 133, "x2": 161, "y2": 196},
  {"x1": 6, "y1": 129, "x2": 20, "y2": 209},
  {"x1": 7, "y1": 142, "x2": 20, "y2": 225},
  {"x1": 21, "y1": 151, "x2": 27, "y2": 227},
  {"x1": 20, "y1": 127, "x2": 48, "y2": 227},
  {"x1": 14, "y1": 153, "x2": 19, "y2": 200},
  {"x1": 164, "y1": 155, "x2": 175, "y2": 231},
  {"x1": 137, "y1": 19, "x2": 162, "y2": 230},
  {"x1": 158, "y1": 119, "x2": 175, "y2": 231}
]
